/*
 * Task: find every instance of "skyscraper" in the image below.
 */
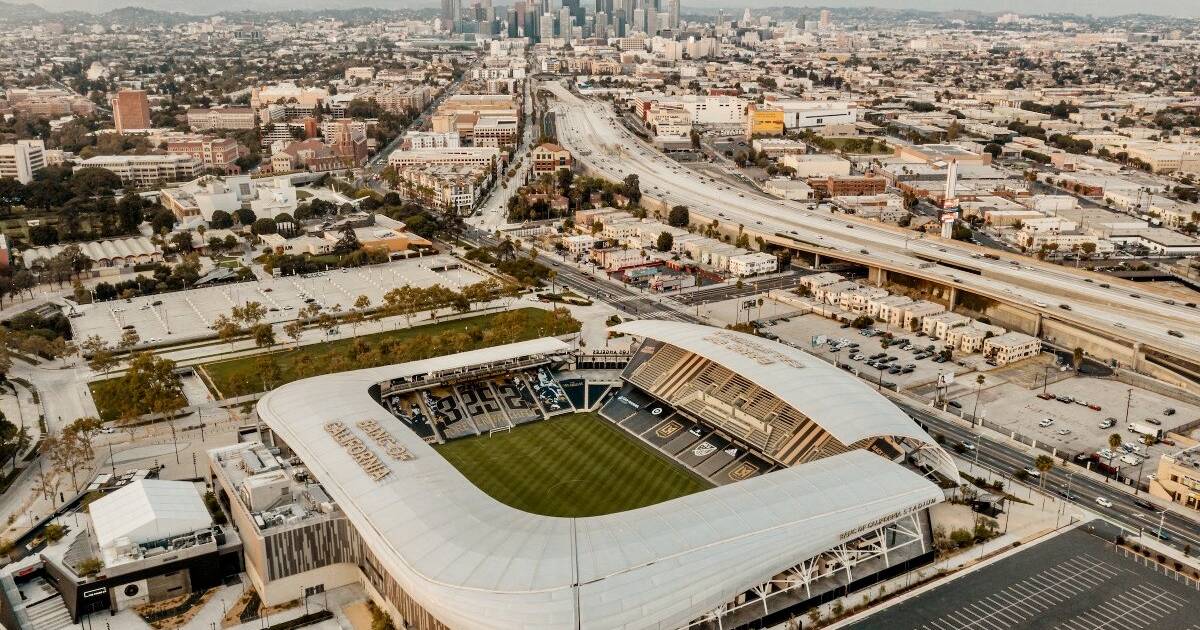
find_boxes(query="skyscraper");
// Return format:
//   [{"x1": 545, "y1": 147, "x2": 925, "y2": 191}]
[
  {"x1": 667, "y1": 0, "x2": 679, "y2": 29},
  {"x1": 819, "y1": 9, "x2": 831, "y2": 27},
  {"x1": 111, "y1": 89, "x2": 151, "y2": 133}
]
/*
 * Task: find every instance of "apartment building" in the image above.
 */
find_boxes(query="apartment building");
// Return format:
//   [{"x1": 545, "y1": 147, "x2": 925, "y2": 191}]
[
  {"x1": 982, "y1": 332, "x2": 1041, "y2": 366},
  {"x1": 270, "y1": 140, "x2": 347, "y2": 173},
  {"x1": 807, "y1": 176, "x2": 887, "y2": 198},
  {"x1": 111, "y1": 90, "x2": 152, "y2": 133},
  {"x1": 1152, "y1": 445, "x2": 1200, "y2": 512},
  {"x1": 727, "y1": 252, "x2": 778, "y2": 277},
  {"x1": 165, "y1": 136, "x2": 243, "y2": 173},
  {"x1": 645, "y1": 104, "x2": 692, "y2": 139},
  {"x1": 770, "y1": 100, "x2": 857, "y2": 129},
  {"x1": 401, "y1": 131, "x2": 461, "y2": 150},
  {"x1": 79, "y1": 154, "x2": 203, "y2": 187},
  {"x1": 0, "y1": 140, "x2": 46, "y2": 184},
  {"x1": 6, "y1": 87, "x2": 96, "y2": 117},
  {"x1": 396, "y1": 164, "x2": 488, "y2": 212},
  {"x1": 187, "y1": 107, "x2": 257, "y2": 131},
  {"x1": 472, "y1": 116, "x2": 519, "y2": 147},
  {"x1": 388, "y1": 147, "x2": 500, "y2": 171},
  {"x1": 530, "y1": 143, "x2": 572, "y2": 177}
]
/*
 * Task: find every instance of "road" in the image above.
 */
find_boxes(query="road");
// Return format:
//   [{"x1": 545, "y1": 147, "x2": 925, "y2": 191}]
[
  {"x1": 905, "y1": 402, "x2": 1200, "y2": 555},
  {"x1": 543, "y1": 82, "x2": 1200, "y2": 365}
]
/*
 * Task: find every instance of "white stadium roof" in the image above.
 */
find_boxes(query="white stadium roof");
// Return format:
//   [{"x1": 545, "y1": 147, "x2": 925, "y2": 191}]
[
  {"x1": 257, "y1": 333, "x2": 949, "y2": 629},
  {"x1": 613, "y1": 319, "x2": 944, "y2": 448}
]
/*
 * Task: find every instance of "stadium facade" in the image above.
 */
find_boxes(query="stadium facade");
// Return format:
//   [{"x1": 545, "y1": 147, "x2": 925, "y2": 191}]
[{"x1": 209, "y1": 322, "x2": 957, "y2": 629}]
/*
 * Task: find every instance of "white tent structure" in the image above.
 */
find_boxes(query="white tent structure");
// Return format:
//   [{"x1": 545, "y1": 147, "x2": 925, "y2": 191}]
[{"x1": 90, "y1": 479, "x2": 212, "y2": 549}]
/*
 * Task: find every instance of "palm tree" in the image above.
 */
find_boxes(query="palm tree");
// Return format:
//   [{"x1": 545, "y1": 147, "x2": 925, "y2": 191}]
[
  {"x1": 1107, "y1": 433, "x2": 1122, "y2": 476},
  {"x1": 971, "y1": 374, "x2": 986, "y2": 426},
  {"x1": 1034, "y1": 454, "x2": 1054, "y2": 490}
]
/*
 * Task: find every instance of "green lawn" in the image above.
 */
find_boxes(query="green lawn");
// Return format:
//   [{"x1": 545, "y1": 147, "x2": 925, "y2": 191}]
[
  {"x1": 198, "y1": 307, "x2": 578, "y2": 399},
  {"x1": 435, "y1": 413, "x2": 711, "y2": 517}
]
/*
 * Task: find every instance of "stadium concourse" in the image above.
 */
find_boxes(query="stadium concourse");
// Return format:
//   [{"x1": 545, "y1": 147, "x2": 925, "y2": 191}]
[{"x1": 217, "y1": 321, "x2": 959, "y2": 630}]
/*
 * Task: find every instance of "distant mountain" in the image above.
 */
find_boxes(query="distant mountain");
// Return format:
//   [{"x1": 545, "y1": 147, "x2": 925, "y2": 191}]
[{"x1": 0, "y1": 1, "x2": 54, "y2": 21}]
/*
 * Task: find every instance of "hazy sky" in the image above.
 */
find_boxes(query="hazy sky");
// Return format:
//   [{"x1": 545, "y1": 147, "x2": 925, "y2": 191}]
[{"x1": 21, "y1": 0, "x2": 1200, "y2": 18}]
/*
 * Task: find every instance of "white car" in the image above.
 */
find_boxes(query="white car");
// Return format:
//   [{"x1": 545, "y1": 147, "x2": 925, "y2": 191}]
[
  {"x1": 1024, "y1": 467, "x2": 1040, "y2": 478},
  {"x1": 1095, "y1": 497, "x2": 1113, "y2": 508},
  {"x1": 99, "y1": 427, "x2": 115, "y2": 434},
  {"x1": 1057, "y1": 428, "x2": 1071, "y2": 435},
  {"x1": 1038, "y1": 418, "x2": 1055, "y2": 428}
]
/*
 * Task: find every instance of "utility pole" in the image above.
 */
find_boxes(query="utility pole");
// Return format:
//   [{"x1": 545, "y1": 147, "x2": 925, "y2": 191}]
[{"x1": 1124, "y1": 389, "x2": 1132, "y2": 426}]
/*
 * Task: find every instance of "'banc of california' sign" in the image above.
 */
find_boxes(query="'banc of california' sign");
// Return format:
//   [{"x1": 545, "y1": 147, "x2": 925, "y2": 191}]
[
  {"x1": 325, "y1": 421, "x2": 391, "y2": 481},
  {"x1": 356, "y1": 419, "x2": 414, "y2": 462},
  {"x1": 704, "y1": 331, "x2": 805, "y2": 368}
]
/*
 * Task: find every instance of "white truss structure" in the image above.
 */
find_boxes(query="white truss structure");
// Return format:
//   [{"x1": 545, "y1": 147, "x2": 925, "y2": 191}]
[{"x1": 682, "y1": 511, "x2": 928, "y2": 628}]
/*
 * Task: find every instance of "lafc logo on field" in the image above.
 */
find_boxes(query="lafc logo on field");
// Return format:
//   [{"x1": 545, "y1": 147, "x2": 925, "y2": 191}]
[
  {"x1": 656, "y1": 420, "x2": 682, "y2": 438},
  {"x1": 729, "y1": 462, "x2": 758, "y2": 480}
]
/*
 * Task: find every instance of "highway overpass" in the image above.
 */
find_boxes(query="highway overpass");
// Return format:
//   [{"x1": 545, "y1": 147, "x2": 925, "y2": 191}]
[{"x1": 545, "y1": 82, "x2": 1200, "y2": 390}]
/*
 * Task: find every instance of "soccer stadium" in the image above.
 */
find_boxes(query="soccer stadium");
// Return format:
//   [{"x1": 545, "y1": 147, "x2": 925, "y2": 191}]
[{"x1": 208, "y1": 320, "x2": 958, "y2": 630}]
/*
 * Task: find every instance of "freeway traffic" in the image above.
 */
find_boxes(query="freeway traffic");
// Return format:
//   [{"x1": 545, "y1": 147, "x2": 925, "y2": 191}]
[{"x1": 543, "y1": 82, "x2": 1200, "y2": 363}]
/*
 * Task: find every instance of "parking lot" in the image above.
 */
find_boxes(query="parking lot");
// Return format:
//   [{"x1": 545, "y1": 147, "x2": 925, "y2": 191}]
[
  {"x1": 70, "y1": 255, "x2": 488, "y2": 345},
  {"x1": 951, "y1": 376, "x2": 1200, "y2": 463},
  {"x1": 764, "y1": 314, "x2": 977, "y2": 391},
  {"x1": 850, "y1": 526, "x2": 1200, "y2": 630}
]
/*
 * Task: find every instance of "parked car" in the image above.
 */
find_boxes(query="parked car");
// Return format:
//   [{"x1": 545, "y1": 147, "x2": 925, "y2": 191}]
[
  {"x1": 1038, "y1": 393, "x2": 1056, "y2": 400},
  {"x1": 1039, "y1": 418, "x2": 1055, "y2": 428},
  {"x1": 1164, "y1": 408, "x2": 1176, "y2": 416}
]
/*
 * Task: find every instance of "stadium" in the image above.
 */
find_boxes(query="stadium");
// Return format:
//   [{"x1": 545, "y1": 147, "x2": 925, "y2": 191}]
[{"x1": 210, "y1": 320, "x2": 958, "y2": 630}]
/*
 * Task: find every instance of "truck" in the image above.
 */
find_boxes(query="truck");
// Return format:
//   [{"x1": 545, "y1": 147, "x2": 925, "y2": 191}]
[{"x1": 1127, "y1": 422, "x2": 1162, "y2": 440}]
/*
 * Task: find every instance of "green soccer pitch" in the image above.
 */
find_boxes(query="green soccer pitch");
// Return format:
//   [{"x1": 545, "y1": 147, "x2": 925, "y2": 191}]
[{"x1": 434, "y1": 412, "x2": 712, "y2": 517}]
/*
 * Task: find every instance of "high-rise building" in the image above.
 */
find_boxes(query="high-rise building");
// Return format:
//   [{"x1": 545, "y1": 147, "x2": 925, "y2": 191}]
[
  {"x1": 0, "y1": 139, "x2": 46, "y2": 185},
  {"x1": 819, "y1": 9, "x2": 831, "y2": 27},
  {"x1": 111, "y1": 89, "x2": 151, "y2": 133},
  {"x1": 645, "y1": 5, "x2": 657, "y2": 34},
  {"x1": 632, "y1": 7, "x2": 645, "y2": 33},
  {"x1": 559, "y1": 6, "x2": 572, "y2": 35},
  {"x1": 595, "y1": 10, "x2": 608, "y2": 37},
  {"x1": 667, "y1": 0, "x2": 679, "y2": 29},
  {"x1": 539, "y1": 13, "x2": 556, "y2": 40},
  {"x1": 441, "y1": 0, "x2": 462, "y2": 30}
]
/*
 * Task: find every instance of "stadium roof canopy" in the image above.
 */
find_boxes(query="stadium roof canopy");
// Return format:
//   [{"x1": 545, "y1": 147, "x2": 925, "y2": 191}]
[
  {"x1": 257, "y1": 336, "x2": 946, "y2": 630},
  {"x1": 612, "y1": 319, "x2": 942, "y2": 449}
]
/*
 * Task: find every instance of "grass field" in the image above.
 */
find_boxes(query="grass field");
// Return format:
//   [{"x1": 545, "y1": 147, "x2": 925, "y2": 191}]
[
  {"x1": 197, "y1": 307, "x2": 578, "y2": 399},
  {"x1": 435, "y1": 413, "x2": 711, "y2": 517}
]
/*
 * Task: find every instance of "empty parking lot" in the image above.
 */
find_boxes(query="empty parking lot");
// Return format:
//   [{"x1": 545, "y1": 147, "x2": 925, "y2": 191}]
[
  {"x1": 70, "y1": 255, "x2": 488, "y2": 345},
  {"x1": 849, "y1": 526, "x2": 1200, "y2": 630}
]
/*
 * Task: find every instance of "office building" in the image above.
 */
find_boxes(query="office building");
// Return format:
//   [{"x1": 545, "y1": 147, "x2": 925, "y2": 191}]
[
  {"x1": 0, "y1": 140, "x2": 46, "y2": 184},
  {"x1": 111, "y1": 90, "x2": 152, "y2": 133}
]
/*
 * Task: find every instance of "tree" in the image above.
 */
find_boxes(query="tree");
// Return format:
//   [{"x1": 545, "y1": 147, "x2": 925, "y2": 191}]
[
  {"x1": 82, "y1": 335, "x2": 118, "y2": 375},
  {"x1": 1107, "y1": 433, "x2": 1122, "y2": 470},
  {"x1": 667, "y1": 205, "x2": 690, "y2": 227},
  {"x1": 114, "y1": 353, "x2": 186, "y2": 423},
  {"x1": 211, "y1": 314, "x2": 241, "y2": 347},
  {"x1": 232, "y1": 302, "x2": 267, "y2": 328},
  {"x1": 209, "y1": 209, "x2": 234, "y2": 229},
  {"x1": 971, "y1": 374, "x2": 986, "y2": 424},
  {"x1": 69, "y1": 167, "x2": 122, "y2": 198},
  {"x1": 334, "y1": 225, "x2": 361, "y2": 254},
  {"x1": 251, "y1": 323, "x2": 275, "y2": 349},
  {"x1": 622, "y1": 174, "x2": 641, "y2": 203},
  {"x1": 656, "y1": 231, "x2": 674, "y2": 252},
  {"x1": 251, "y1": 218, "x2": 277, "y2": 235},
  {"x1": 1034, "y1": 454, "x2": 1054, "y2": 489},
  {"x1": 1072, "y1": 347, "x2": 1084, "y2": 370},
  {"x1": 234, "y1": 207, "x2": 256, "y2": 226},
  {"x1": 283, "y1": 320, "x2": 305, "y2": 348}
]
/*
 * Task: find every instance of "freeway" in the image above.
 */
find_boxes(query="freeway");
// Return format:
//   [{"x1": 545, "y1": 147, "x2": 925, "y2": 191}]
[{"x1": 543, "y1": 82, "x2": 1200, "y2": 364}]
